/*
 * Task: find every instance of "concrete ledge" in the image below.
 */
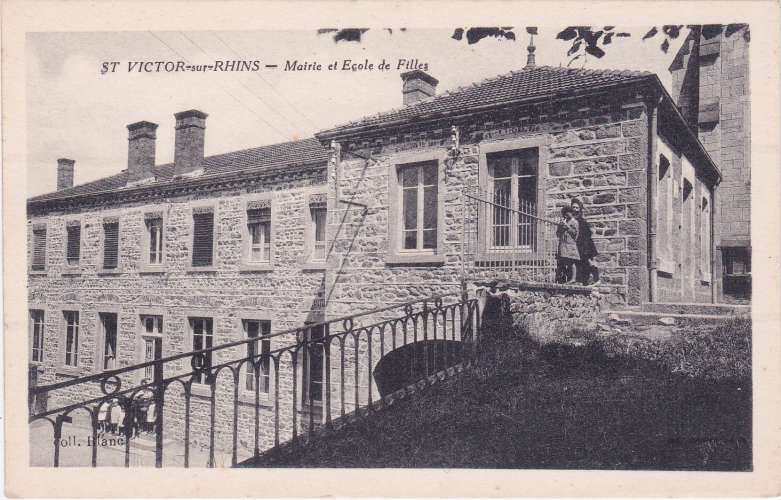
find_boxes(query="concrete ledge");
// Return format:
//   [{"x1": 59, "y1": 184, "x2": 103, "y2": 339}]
[{"x1": 475, "y1": 279, "x2": 605, "y2": 295}]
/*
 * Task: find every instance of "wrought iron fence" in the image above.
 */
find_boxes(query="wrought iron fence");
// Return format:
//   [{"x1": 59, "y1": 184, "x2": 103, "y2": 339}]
[
  {"x1": 29, "y1": 294, "x2": 480, "y2": 468},
  {"x1": 461, "y1": 188, "x2": 560, "y2": 284}
]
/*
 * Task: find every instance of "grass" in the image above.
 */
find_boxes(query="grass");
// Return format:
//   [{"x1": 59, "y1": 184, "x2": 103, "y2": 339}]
[{"x1": 243, "y1": 317, "x2": 752, "y2": 470}]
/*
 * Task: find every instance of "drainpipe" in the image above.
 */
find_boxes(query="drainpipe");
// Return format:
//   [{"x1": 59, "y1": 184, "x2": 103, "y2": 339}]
[
  {"x1": 711, "y1": 180, "x2": 720, "y2": 304},
  {"x1": 647, "y1": 97, "x2": 660, "y2": 303}
]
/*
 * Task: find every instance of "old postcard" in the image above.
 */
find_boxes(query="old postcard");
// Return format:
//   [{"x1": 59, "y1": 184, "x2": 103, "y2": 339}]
[{"x1": 3, "y1": 0, "x2": 780, "y2": 497}]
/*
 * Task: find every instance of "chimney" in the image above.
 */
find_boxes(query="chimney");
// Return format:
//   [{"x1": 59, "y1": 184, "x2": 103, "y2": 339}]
[
  {"x1": 401, "y1": 70, "x2": 438, "y2": 106},
  {"x1": 126, "y1": 121, "x2": 158, "y2": 183},
  {"x1": 56, "y1": 158, "x2": 75, "y2": 191},
  {"x1": 173, "y1": 109, "x2": 208, "y2": 176},
  {"x1": 525, "y1": 33, "x2": 536, "y2": 68}
]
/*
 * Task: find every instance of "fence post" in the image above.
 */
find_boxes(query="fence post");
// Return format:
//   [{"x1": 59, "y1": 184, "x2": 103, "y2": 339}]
[{"x1": 153, "y1": 341, "x2": 164, "y2": 468}]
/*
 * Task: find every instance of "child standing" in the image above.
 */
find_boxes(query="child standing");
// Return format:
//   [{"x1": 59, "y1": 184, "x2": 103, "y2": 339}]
[{"x1": 556, "y1": 206, "x2": 580, "y2": 284}]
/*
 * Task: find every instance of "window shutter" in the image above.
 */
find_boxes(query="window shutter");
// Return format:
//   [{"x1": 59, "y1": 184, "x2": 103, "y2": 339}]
[
  {"x1": 32, "y1": 229, "x2": 46, "y2": 270},
  {"x1": 247, "y1": 208, "x2": 271, "y2": 224},
  {"x1": 192, "y1": 212, "x2": 214, "y2": 267},
  {"x1": 66, "y1": 225, "x2": 81, "y2": 263},
  {"x1": 103, "y1": 222, "x2": 119, "y2": 269}
]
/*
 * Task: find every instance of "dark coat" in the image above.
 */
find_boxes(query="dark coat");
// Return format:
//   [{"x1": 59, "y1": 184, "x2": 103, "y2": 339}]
[{"x1": 575, "y1": 215, "x2": 598, "y2": 260}]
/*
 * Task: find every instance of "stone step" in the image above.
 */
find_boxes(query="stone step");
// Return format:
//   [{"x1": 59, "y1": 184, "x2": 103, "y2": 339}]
[{"x1": 640, "y1": 302, "x2": 750, "y2": 316}]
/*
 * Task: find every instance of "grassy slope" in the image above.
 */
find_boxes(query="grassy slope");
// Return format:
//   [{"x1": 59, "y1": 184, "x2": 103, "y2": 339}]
[{"x1": 245, "y1": 318, "x2": 752, "y2": 470}]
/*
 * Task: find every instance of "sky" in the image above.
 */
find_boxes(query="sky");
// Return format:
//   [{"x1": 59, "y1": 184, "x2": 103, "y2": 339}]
[{"x1": 26, "y1": 28, "x2": 686, "y2": 196}]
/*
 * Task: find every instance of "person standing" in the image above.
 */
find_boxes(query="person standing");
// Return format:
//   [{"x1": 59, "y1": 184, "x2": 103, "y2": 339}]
[
  {"x1": 570, "y1": 198, "x2": 600, "y2": 286},
  {"x1": 556, "y1": 206, "x2": 580, "y2": 284}
]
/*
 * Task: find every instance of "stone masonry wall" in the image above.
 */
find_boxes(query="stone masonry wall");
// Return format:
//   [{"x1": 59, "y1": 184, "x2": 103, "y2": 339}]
[
  {"x1": 28, "y1": 170, "x2": 329, "y2": 459},
  {"x1": 328, "y1": 94, "x2": 652, "y2": 310}
]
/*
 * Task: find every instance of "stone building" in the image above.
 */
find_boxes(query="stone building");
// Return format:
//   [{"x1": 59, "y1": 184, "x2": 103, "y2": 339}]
[
  {"x1": 669, "y1": 25, "x2": 751, "y2": 301},
  {"x1": 27, "y1": 53, "x2": 722, "y2": 461}
]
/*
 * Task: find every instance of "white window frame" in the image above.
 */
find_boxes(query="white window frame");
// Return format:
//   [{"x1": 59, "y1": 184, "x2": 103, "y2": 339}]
[
  {"x1": 240, "y1": 196, "x2": 274, "y2": 272},
  {"x1": 62, "y1": 310, "x2": 80, "y2": 369},
  {"x1": 30, "y1": 309, "x2": 45, "y2": 364},
  {"x1": 485, "y1": 150, "x2": 539, "y2": 252},
  {"x1": 386, "y1": 150, "x2": 446, "y2": 265},
  {"x1": 310, "y1": 206, "x2": 327, "y2": 262},
  {"x1": 240, "y1": 318, "x2": 273, "y2": 403},
  {"x1": 138, "y1": 314, "x2": 164, "y2": 383},
  {"x1": 477, "y1": 136, "x2": 549, "y2": 261},
  {"x1": 398, "y1": 162, "x2": 439, "y2": 252}
]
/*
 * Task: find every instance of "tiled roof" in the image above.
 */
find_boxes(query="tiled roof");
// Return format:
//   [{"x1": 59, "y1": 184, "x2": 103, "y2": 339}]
[
  {"x1": 29, "y1": 137, "x2": 328, "y2": 203},
  {"x1": 319, "y1": 65, "x2": 655, "y2": 137}
]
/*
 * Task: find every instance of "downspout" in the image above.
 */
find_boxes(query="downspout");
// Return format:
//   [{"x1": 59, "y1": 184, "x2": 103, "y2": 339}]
[
  {"x1": 647, "y1": 97, "x2": 660, "y2": 303},
  {"x1": 711, "y1": 179, "x2": 720, "y2": 304}
]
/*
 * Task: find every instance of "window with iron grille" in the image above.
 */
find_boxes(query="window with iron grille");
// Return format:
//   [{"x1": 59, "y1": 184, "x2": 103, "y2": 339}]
[
  {"x1": 311, "y1": 207, "x2": 327, "y2": 261},
  {"x1": 399, "y1": 162, "x2": 438, "y2": 251},
  {"x1": 487, "y1": 149, "x2": 538, "y2": 250},
  {"x1": 99, "y1": 312, "x2": 118, "y2": 370},
  {"x1": 31, "y1": 228, "x2": 47, "y2": 271},
  {"x1": 66, "y1": 225, "x2": 81, "y2": 265},
  {"x1": 190, "y1": 317, "x2": 213, "y2": 384},
  {"x1": 146, "y1": 218, "x2": 164, "y2": 265},
  {"x1": 191, "y1": 212, "x2": 214, "y2": 267},
  {"x1": 30, "y1": 309, "x2": 45, "y2": 363},
  {"x1": 63, "y1": 311, "x2": 79, "y2": 367},
  {"x1": 103, "y1": 222, "x2": 119, "y2": 269},
  {"x1": 246, "y1": 208, "x2": 271, "y2": 263},
  {"x1": 244, "y1": 319, "x2": 271, "y2": 394}
]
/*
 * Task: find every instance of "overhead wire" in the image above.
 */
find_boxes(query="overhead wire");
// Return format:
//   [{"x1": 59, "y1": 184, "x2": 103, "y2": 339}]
[
  {"x1": 178, "y1": 31, "x2": 308, "y2": 139},
  {"x1": 146, "y1": 31, "x2": 294, "y2": 142}
]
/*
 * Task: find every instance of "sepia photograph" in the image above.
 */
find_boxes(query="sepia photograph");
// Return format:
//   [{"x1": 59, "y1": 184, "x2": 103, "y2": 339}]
[{"x1": 4, "y1": 1, "x2": 780, "y2": 497}]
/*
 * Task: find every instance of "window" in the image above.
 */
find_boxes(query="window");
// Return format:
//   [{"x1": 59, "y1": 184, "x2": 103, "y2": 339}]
[
  {"x1": 190, "y1": 317, "x2": 213, "y2": 384},
  {"x1": 191, "y1": 211, "x2": 215, "y2": 267},
  {"x1": 32, "y1": 228, "x2": 47, "y2": 271},
  {"x1": 146, "y1": 218, "x2": 164, "y2": 265},
  {"x1": 310, "y1": 206, "x2": 327, "y2": 261},
  {"x1": 399, "y1": 162, "x2": 438, "y2": 251},
  {"x1": 102, "y1": 221, "x2": 119, "y2": 269},
  {"x1": 246, "y1": 207, "x2": 271, "y2": 263},
  {"x1": 140, "y1": 315, "x2": 163, "y2": 380},
  {"x1": 66, "y1": 224, "x2": 81, "y2": 266},
  {"x1": 99, "y1": 313, "x2": 118, "y2": 370},
  {"x1": 63, "y1": 311, "x2": 79, "y2": 367},
  {"x1": 243, "y1": 320, "x2": 271, "y2": 394},
  {"x1": 30, "y1": 310, "x2": 45, "y2": 363},
  {"x1": 487, "y1": 149, "x2": 538, "y2": 249},
  {"x1": 302, "y1": 324, "x2": 324, "y2": 404}
]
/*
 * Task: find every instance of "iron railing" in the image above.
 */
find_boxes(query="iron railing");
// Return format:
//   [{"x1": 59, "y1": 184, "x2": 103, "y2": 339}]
[
  {"x1": 461, "y1": 188, "x2": 560, "y2": 284},
  {"x1": 29, "y1": 294, "x2": 480, "y2": 468}
]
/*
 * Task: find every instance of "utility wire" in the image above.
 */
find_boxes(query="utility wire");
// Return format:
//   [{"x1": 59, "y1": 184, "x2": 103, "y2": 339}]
[
  {"x1": 179, "y1": 31, "x2": 305, "y2": 139},
  {"x1": 211, "y1": 32, "x2": 320, "y2": 130},
  {"x1": 146, "y1": 31, "x2": 293, "y2": 142}
]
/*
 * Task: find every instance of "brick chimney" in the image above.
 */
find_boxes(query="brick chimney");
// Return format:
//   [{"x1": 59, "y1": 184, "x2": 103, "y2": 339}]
[
  {"x1": 56, "y1": 158, "x2": 75, "y2": 191},
  {"x1": 173, "y1": 109, "x2": 208, "y2": 177},
  {"x1": 126, "y1": 121, "x2": 158, "y2": 183},
  {"x1": 401, "y1": 70, "x2": 438, "y2": 106}
]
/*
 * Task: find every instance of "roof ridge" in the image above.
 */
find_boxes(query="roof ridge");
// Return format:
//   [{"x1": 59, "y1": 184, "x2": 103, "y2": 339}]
[{"x1": 29, "y1": 136, "x2": 328, "y2": 203}]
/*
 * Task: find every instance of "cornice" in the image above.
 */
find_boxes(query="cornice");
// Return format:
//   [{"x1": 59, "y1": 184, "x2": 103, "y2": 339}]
[{"x1": 27, "y1": 161, "x2": 327, "y2": 217}]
